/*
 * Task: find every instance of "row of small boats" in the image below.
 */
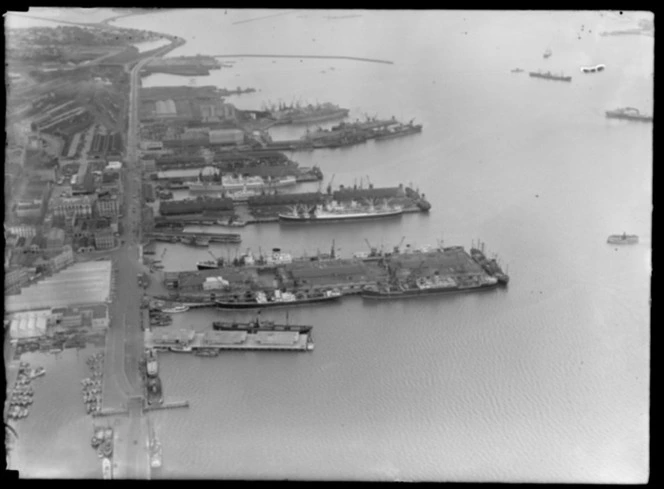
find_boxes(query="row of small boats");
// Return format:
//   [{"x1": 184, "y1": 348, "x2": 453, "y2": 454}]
[
  {"x1": 91, "y1": 426, "x2": 114, "y2": 460},
  {"x1": 9, "y1": 363, "x2": 46, "y2": 420},
  {"x1": 82, "y1": 353, "x2": 105, "y2": 414}
]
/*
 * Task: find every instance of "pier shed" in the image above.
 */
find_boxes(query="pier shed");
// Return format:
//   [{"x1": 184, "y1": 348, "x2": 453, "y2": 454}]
[
  {"x1": 203, "y1": 330, "x2": 247, "y2": 345},
  {"x1": 256, "y1": 330, "x2": 300, "y2": 346}
]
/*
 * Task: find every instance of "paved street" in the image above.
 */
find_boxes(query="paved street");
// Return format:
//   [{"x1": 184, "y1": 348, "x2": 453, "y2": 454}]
[{"x1": 100, "y1": 47, "x2": 171, "y2": 480}]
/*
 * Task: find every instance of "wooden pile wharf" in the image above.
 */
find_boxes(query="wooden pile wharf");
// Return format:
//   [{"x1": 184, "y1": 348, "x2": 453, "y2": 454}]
[
  {"x1": 145, "y1": 324, "x2": 314, "y2": 352},
  {"x1": 156, "y1": 244, "x2": 508, "y2": 304},
  {"x1": 147, "y1": 230, "x2": 242, "y2": 244}
]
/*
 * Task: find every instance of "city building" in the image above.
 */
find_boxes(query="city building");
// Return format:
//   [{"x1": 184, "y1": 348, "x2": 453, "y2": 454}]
[
  {"x1": 5, "y1": 260, "x2": 112, "y2": 313},
  {"x1": 49, "y1": 245, "x2": 74, "y2": 271},
  {"x1": 6, "y1": 224, "x2": 37, "y2": 239},
  {"x1": 106, "y1": 160, "x2": 123, "y2": 172},
  {"x1": 94, "y1": 228, "x2": 115, "y2": 250},
  {"x1": 5, "y1": 266, "x2": 30, "y2": 292},
  {"x1": 95, "y1": 191, "x2": 121, "y2": 218},
  {"x1": 50, "y1": 194, "x2": 96, "y2": 219},
  {"x1": 46, "y1": 227, "x2": 66, "y2": 249}
]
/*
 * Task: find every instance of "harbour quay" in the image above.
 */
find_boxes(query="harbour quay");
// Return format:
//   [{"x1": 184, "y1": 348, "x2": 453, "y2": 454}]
[
  {"x1": 154, "y1": 243, "x2": 508, "y2": 306},
  {"x1": 144, "y1": 323, "x2": 315, "y2": 353}
]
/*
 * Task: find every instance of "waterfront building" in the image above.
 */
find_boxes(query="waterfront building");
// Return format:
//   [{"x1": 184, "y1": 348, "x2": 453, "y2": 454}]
[
  {"x1": 50, "y1": 303, "x2": 109, "y2": 329},
  {"x1": 7, "y1": 309, "x2": 52, "y2": 339}
]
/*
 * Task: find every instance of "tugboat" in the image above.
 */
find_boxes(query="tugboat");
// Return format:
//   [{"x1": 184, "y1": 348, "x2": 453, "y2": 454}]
[
  {"x1": 216, "y1": 288, "x2": 342, "y2": 309},
  {"x1": 543, "y1": 48, "x2": 552, "y2": 59},
  {"x1": 605, "y1": 107, "x2": 653, "y2": 122},
  {"x1": 607, "y1": 232, "x2": 639, "y2": 244}
]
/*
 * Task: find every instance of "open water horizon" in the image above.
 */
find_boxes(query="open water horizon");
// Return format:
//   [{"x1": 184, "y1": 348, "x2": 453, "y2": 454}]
[{"x1": 8, "y1": 9, "x2": 650, "y2": 482}]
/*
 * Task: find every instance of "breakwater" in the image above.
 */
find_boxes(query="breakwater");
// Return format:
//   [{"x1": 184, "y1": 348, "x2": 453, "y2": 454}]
[{"x1": 213, "y1": 54, "x2": 394, "y2": 65}]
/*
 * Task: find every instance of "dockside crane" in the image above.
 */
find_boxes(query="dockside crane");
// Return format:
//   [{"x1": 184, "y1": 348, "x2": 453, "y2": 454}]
[
  {"x1": 394, "y1": 236, "x2": 406, "y2": 254},
  {"x1": 326, "y1": 173, "x2": 336, "y2": 195}
]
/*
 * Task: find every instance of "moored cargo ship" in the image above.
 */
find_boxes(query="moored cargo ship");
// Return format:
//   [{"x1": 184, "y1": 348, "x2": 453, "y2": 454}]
[
  {"x1": 189, "y1": 169, "x2": 298, "y2": 193},
  {"x1": 529, "y1": 70, "x2": 572, "y2": 82},
  {"x1": 374, "y1": 121, "x2": 423, "y2": 141},
  {"x1": 605, "y1": 107, "x2": 652, "y2": 122},
  {"x1": 361, "y1": 275, "x2": 500, "y2": 300},
  {"x1": 279, "y1": 202, "x2": 404, "y2": 223},
  {"x1": 268, "y1": 102, "x2": 349, "y2": 125},
  {"x1": 216, "y1": 288, "x2": 342, "y2": 309}
]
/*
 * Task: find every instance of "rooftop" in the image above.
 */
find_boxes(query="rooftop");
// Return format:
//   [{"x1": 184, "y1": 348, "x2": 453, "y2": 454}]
[{"x1": 4, "y1": 261, "x2": 112, "y2": 313}]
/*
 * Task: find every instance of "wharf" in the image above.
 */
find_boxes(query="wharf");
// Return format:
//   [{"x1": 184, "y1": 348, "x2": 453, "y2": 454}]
[
  {"x1": 143, "y1": 400, "x2": 190, "y2": 412},
  {"x1": 93, "y1": 408, "x2": 130, "y2": 418},
  {"x1": 147, "y1": 230, "x2": 242, "y2": 243},
  {"x1": 160, "y1": 244, "x2": 508, "y2": 303},
  {"x1": 145, "y1": 327, "x2": 314, "y2": 352}
]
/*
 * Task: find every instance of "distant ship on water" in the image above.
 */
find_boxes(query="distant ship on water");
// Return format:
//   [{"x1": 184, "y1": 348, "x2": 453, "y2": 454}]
[
  {"x1": 605, "y1": 107, "x2": 652, "y2": 122},
  {"x1": 529, "y1": 70, "x2": 572, "y2": 82}
]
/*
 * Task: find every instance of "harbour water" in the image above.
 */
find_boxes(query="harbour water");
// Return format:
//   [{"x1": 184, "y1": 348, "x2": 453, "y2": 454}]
[{"x1": 8, "y1": 9, "x2": 650, "y2": 482}]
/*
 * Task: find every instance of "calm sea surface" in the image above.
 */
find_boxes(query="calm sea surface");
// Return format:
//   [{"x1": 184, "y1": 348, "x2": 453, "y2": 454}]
[{"x1": 8, "y1": 9, "x2": 651, "y2": 482}]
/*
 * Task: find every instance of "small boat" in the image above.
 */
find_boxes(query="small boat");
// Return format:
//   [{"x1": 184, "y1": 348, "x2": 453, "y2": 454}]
[
  {"x1": 29, "y1": 366, "x2": 46, "y2": 379},
  {"x1": 170, "y1": 344, "x2": 193, "y2": 353},
  {"x1": 607, "y1": 232, "x2": 639, "y2": 245},
  {"x1": 580, "y1": 64, "x2": 606, "y2": 73},
  {"x1": 161, "y1": 304, "x2": 189, "y2": 313},
  {"x1": 194, "y1": 236, "x2": 210, "y2": 247},
  {"x1": 102, "y1": 457, "x2": 113, "y2": 480},
  {"x1": 216, "y1": 218, "x2": 247, "y2": 227},
  {"x1": 543, "y1": 48, "x2": 552, "y2": 58},
  {"x1": 511, "y1": 67, "x2": 525, "y2": 73}
]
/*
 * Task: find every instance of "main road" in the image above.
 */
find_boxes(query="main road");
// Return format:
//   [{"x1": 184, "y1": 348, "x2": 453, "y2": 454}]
[{"x1": 101, "y1": 36, "x2": 182, "y2": 479}]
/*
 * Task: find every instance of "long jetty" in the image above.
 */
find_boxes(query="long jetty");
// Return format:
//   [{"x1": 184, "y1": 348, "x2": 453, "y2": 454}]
[
  {"x1": 143, "y1": 400, "x2": 190, "y2": 412},
  {"x1": 213, "y1": 54, "x2": 394, "y2": 65}
]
